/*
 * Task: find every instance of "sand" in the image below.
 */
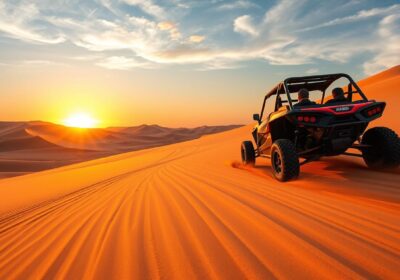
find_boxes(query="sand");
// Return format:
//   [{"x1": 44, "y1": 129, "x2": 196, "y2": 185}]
[
  {"x1": 0, "y1": 121, "x2": 107, "y2": 178},
  {"x1": 0, "y1": 67, "x2": 399, "y2": 279},
  {"x1": 0, "y1": 122, "x2": 240, "y2": 178},
  {"x1": 358, "y1": 65, "x2": 400, "y2": 131}
]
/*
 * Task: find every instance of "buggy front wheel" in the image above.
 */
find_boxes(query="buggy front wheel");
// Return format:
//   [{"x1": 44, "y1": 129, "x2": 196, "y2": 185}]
[{"x1": 241, "y1": 141, "x2": 256, "y2": 166}]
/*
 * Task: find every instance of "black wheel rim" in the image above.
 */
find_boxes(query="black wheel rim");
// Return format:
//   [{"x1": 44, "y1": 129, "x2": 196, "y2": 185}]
[{"x1": 272, "y1": 150, "x2": 282, "y2": 174}]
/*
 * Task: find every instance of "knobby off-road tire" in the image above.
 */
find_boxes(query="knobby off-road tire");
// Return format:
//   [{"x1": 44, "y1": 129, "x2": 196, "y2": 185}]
[
  {"x1": 241, "y1": 141, "x2": 256, "y2": 166},
  {"x1": 270, "y1": 139, "x2": 300, "y2": 182},
  {"x1": 361, "y1": 127, "x2": 400, "y2": 169}
]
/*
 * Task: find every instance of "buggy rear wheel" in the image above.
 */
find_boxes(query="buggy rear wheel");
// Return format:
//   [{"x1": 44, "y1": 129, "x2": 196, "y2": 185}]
[
  {"x1": 241, "y1": 141, "x2": 255, "y2": 166},
  {"x1": 361, "y1": 127, "x2": 400, "y2": 169},
  {"x1": 271, "y1": 139, "x2": 299, "y2": 181}
]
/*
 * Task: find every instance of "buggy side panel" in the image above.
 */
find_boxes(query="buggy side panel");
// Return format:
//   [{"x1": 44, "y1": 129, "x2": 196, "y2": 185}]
[
  {"x1": 269, "y1": 117, "x2": 296, "y2": 143},
  {"x1": 258, "y1": 107, "x2": 296, "y2": 155}
]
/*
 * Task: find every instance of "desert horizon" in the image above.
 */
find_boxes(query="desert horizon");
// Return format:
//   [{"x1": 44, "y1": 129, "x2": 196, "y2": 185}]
[
  {"x1": 0, "y1": 121, "x2": 242, "y2": 179},
  {"x1": 1, "y1": 1, "x2": 400, "y2": 279}
]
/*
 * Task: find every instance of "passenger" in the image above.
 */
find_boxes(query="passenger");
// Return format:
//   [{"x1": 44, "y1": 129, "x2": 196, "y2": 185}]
[
  {"x1": 325, "y1": 88, "x2": 347, "y2": 105},
  {"x1": 293, "y1": 88, "x2": 316, "y2": 107}
]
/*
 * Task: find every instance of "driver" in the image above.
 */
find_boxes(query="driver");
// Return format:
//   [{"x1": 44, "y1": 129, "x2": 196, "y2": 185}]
[
  {"x1": 294, "y1": 88, "x2": 316, "y2": 107},
  {"x1": 325, "y1": 88, "x2": 347, "y2": 104}
]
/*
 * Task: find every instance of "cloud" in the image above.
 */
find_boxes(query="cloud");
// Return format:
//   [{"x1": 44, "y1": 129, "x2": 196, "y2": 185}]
[
  {"x1": 256, "y1": 0, "x2": 400, "y2": 72},
  {"x1": 218, "y1": 1, "x2": 257, "y2": 10},
  {"x1": 198, "y1": 59, "x2": 243, "y2": 71},
  {"x1": 301, "y1": 4, "x2": 400, "y2": 31},
  {"x1": 264, "y1": 0, "x2": 304, "y2": 25},
  {"x1": 0, "y1": 59, "x2": 65, "y2": 67},
  {"x1": 22, "y1": 60, "x2": 63, "y2": 66},
  {"x1": 157, "y1": 21, "x2": 181, "y2": 40},
  {"x1": 147, "y1": 38, "x2": 292, "y2": 64},
  {"x1": 157, "y1": 21, "x2": 175, "y2": 30},
  {"x1": 0, "y1": 2, "x2": 65, "y2": 44},
  {"x1": 234, "y1": 15, "x2": 258, "y2": 36},
  {"x1": 363, "y1": 14, "x2": 400, "y2": 75},
  {"x1": 121, "y1": 0, "x2": 165, "y2": 19},
  {"x1": 0, "y1": 21, "x2": 65, "y2": 44},
  {"x1": 96, "y1": 56, "x2": 152, "y2": 70},
  {"x1": 0, "y1": 0, "x2": 399, "y2": 75},
  {"x1": 189, "y1": 35, "x2": 205, "y2": 43},
  {"x1": 70, "y1": 55, "x2": 103, "y2": 61},
  {"x1": 69, "y1": 16, "x2": 167, "y2": 53}
]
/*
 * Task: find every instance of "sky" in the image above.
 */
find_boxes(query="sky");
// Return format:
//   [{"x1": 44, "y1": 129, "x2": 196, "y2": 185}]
[{"x1": 0, "y1": 0, "x2": 399, "y2": 127}]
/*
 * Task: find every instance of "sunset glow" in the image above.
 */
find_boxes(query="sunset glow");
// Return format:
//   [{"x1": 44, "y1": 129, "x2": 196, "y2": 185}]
[{"x1": 63, "y1": 113, "x2": 98, "y2": 128}]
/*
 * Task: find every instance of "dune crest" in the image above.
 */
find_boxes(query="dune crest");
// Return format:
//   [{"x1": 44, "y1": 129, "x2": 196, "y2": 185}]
[
  {"x1": 358, "y1": 65, "x2": 400, "y2": 87},
  {"x1": 0, "y1": 122, "x2": 241, "y2": 178},
  {"x1": 358, "y1": 65, "x2": 400, "y2": 131}
]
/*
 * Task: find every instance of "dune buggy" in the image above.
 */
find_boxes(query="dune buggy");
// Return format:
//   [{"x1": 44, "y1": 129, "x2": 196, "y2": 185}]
[{"x1": 241, "y1": 73, "x2": 400, "y2": 181}]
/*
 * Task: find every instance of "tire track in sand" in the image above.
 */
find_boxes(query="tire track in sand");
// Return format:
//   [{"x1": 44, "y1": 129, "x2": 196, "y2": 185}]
[{"x1": 0, "y1": 124, "x2": 399, "y2": 279}]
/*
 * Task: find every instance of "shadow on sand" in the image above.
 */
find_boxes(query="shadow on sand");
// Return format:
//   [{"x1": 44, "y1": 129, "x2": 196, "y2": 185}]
[{"x1": 232, "y1": 157, "x2": 400, "y2": 205}]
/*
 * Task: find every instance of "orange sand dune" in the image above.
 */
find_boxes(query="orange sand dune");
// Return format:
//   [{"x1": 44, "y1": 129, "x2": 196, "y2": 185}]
[
  {"x1": 26, "y1": 122, "x2": 242, "y2": 151},
  {"x1": 359, "y1": 65, "x2": 400, "y2": 131},
  {"x1": 358, "y1": 65, "x2": 400, "y2": 88},
  {"x1": 0, "y1": 122, "x2": 240, "y2": 178},
  {"x1": 0, "y1": 122, "x2": 108, "y2": 178},
  {"x1": 0, "y1": 68, "x2": 399, "y2": 279},
  {"x1": 0, "y1": 127, "x2": 399, "y2": 278}
]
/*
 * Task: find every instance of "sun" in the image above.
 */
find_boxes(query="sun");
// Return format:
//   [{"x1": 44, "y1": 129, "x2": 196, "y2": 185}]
[{"x1": 63, "y1": 112, "x2": 99, "y2": 128}]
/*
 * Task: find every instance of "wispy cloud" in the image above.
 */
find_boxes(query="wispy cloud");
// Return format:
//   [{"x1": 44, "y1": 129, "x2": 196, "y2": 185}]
[
  {"x1": 0, "y1": 2, "x2": 65, "y2": 44},
  {"x1": 96, "y1": 56, "x2": 152, "y2": 70},
  {"x1": 189, "y1": 35, "x2": 205, "y2": 43},
  {"x1": 157, "y1": 21, "x2": 181, "y2": 40},
  {"x1": 198, "y1": 59, "x2": 244, "y2": 71},
  {"x1": 70, "y1": 55, "x2": 103, "y2": 61},
  {"x1": 218, "y1": 0, "x2": 257, "y2": 10},
  {"x1": 301, "y1": 4, "x2": 400, "y2": 31},
  {"x1": 0, "y1": 59, "x2": 65, "y2": 67},
  {"x1": 22, "y1": 60, "x2": 64, "y2": 66},
  {"x1": 363, "y1": 14, "x2": 400, "y2": 75},
  {"x1": 0, "y1": 0, "x2": 399, "y2": 74},
  {"x1": 121, "y1": 0, "x2": 165, "y2": 19},
  {"x1": 0, "y1": 22, "x2": 65, "y2": 44},
  {"x1": 233, "y1": 15, "x2": 258, "y2": 37}
]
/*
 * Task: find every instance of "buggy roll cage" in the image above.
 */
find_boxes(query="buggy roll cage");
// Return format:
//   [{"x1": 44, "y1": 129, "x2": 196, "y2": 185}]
[{"x1": 259, "y1": 73, "x2": 368, "y2": 120}]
